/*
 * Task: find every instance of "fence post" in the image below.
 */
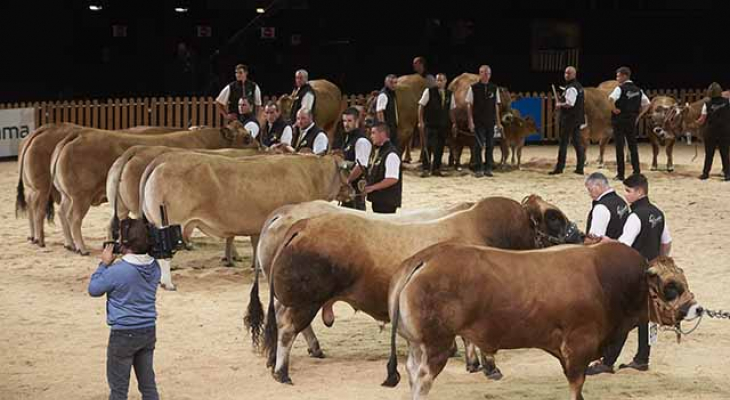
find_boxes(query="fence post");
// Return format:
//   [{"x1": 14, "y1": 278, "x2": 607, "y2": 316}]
[
  {"x1": 191, "y1": 97, "x2": 199, "y2": 126},
  {"x1": 182, "y1": 97, "x2": 189, "y2": 128}
]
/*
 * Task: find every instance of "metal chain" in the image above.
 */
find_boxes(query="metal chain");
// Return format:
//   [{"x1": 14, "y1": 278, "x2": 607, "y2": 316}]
[{"x1": 704, "y1": 308, "x2": 730, "y2": 319}]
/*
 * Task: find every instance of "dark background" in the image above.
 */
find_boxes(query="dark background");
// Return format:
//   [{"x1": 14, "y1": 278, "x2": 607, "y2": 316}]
[{"x1": 1, "y1": 0, "x2": 728, "y2": 103}]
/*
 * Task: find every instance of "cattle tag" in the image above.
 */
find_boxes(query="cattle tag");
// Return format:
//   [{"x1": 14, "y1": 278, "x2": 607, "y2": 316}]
[{"x1": 648, "y1": 323, "x2": 658, "y2": 346}]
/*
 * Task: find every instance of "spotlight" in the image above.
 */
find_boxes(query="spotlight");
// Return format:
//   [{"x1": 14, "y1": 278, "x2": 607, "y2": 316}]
[
  {"x1": 174, "y1": 7, "x2": 188, "y2": 13},
  {"x1": 89, "y1": 4, "x2": 103, "y2": 11},
  {"x1": 256, "y1": 7, "x2": 265, "y2": 14}
]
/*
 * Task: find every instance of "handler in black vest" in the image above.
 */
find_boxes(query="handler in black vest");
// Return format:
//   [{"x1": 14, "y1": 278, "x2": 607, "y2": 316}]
[
  {"x1": 215, "y1": 64, "x2": 262, "y2": 122},
  {"x1": 338, "y1": 107, "x2": 372, "y2": 210},
  {"x1": 587, "y1": 173, "x2": 673, "y2": 375},
  {"x1": 584, "y1": 172, "x2": 629, "y2": 241},
  {"x1": 285, "y1": 108, "x2": 328, "y2": 155},
  {"x1": 608, "y1": 66, "x2": 650, "y2": 180},
  {"x1": 413, "y1": 56, "x2": 437, "y2": 88},
  {"x1": 260, "y1": 102, "x2": 293, "y2": 148},
  {"x1": 376, "y1": 74, "x2": 400, "y2": 151},
  {"x1": 365, "y1": 122, "x2": 402, "y2": 214},
  {"x1": 696, "y1": 82, "x2": 730, "y2": 181},
  {"x1": 550, "y1": 66, "x2": 586, "y2": 175},
  {"x1": 290, "y1": 69, "x2": 316, "y2": 125},
  {"x1": 418, "y1": 73, "x2": 456, "y2": 177},
  {"x1": 466, "y1": 65, "x2": 503, "y2": 177},
  {"x1": 236, "y1": 98, "x2": 261, "y2": 143}
]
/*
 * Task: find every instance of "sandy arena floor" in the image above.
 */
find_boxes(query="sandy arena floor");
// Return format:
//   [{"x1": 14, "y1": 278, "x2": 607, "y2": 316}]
[{"x1": 1, "y1": 143, "x2": 729, "y2": 399}]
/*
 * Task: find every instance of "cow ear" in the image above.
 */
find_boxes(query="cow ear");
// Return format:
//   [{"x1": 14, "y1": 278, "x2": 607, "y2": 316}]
[
  {"x1": 220, "y1": 126, "x2": 234, "y2": 140},
  {"x1": 646, "y1": 266, "x2": 659, "y2": 277}
]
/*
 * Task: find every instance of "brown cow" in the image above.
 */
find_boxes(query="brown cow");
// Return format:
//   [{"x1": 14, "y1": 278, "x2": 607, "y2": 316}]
[
  {"x1": 383, "y1": 242, "x2": 701, "y2": 400},
  {"x1": 637, "y1": 96, "x2": 679, "y2": 171},
  {"x1": 245, "y1": 200, "x2": 474, "y2": 356},
  {"x1": 139, "y1": 153, "x2": 354, "y2": 290},
  {"x1": 579, "y1": 85, "x2": 616, "y2": 168},
  {"x1": 498, "y1": 111, "x2": 539, "y2": 169},
  {"x1": 16, "y1": 123, "x2": 178, "y2": 247},
  {"x1": 277, "y1": 79, "x2": 343, "y2": 143},
  {"x1": 446, "y1": 73, "x2": 515, "y2": 171},
  {"x1": 51, "y1": 121, "x2": 256, "y2": 255},
  {"x1": 662, "y1": 98, "x2": 706, "y2": 144},
  {"x1": 105, "y1": 145, "x2": 264, "y2": 266},
  {"x1": 251, "y1": 195, "x2": 582, "y2": 384}
]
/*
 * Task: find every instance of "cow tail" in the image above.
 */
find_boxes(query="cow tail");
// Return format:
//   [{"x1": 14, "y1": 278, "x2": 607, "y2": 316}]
[
  {"x1": 382, "y1": 259, "x2": 426, "y2": 387},
  {"x1": 262, "y1": 261, "x2": 278, "y2": 369},
  {"x1": 244, "y1": 249, "x2": 265, "y2": 349},
  {"x1": 15, "y1": 126, "x2": 43, "y2": 217}
]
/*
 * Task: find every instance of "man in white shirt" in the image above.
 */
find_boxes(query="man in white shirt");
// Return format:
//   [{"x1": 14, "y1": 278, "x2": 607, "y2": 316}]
[
  {"x1": 284, "y1": 108, "x2": 328, "y2": 155},
  {"x1": 365, "y1": 122, "x2": 402, "y2": 214},
  {"x1": 584, "y1": 172, "x2": 629, "y2": 241},
  {"x1": 215, "y1": 64, "x2": 262, "y2": 123},
  {"x1": 608, "y1": 66, "x2": 651, "y2": 180},
  {"x1": 338, "y1": 107, "x2": 372, "y2": 210},
  {"x1": 413, "y1": 56, "x2": 437, "y2": 88},
  {"x1": 418, "y1": 73, "x2": 456, "y2": 177},
  {"x1": 466, "y1": 65, "x2": 503, "y2": 177},
  {"x1": 260, "y1": 102, "x2": 293, "y2": 147},
  {"x1": 550, "y1": 66, "x2": 586, "y2": 175},
  {"x1": 236, "y1": 98, "x2": 260, "y2": 142},
  {"x1": 289, "y1": 69, "x2": 316, "y2": 124},
  {"x1": 696, "y1": 82, "x2": 730, "y2": 181},
  {"x1": 376, "y1": 74, "x2": 400, "y2": 150}
]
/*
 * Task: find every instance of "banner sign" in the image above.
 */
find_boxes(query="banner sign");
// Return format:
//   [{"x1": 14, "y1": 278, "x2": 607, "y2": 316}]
[{"x1": 0, "y1": 108, "x2": 35, "y2": 157}]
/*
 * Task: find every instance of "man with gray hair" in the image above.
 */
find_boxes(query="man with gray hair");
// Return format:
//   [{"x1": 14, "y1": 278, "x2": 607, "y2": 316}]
[
  {"x1": 290, "y1": 69, "x2": 316, "y2": 124},
  {"x1": 584, "y1": 172, "x2": 629, "y2": 240},
  {"x1": 376, "y1": 74, "x2": 400, "y2": 150}
]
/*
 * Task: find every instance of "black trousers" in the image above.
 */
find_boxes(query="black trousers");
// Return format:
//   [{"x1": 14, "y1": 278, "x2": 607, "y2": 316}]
[
  {"x1": 554, "y1": 120, "x2": 585, "y2": 172},
  {"x1": 107, "y1": 326, "x2": 159, "y2": 400},
  {"x1": 613, "y1": 118, "x2": 641, "y2": 177},
  {"x1": 421, "y1": 126, "x2": 447, "y2": 171},
  {"x1": 602, "y1": 322, "x2": 651, "y2": 366},
  {"x1": 472, "y1": 125, "x2": 495, "y2": 172},
  {"x1": 341, "y1": 181, "x2": 366, "y2": 211},
  {"x1": 702, "y1": 131, "x2": 730, "y2": 177},
  {"x1": 371, "y1": 202, "x2": 397, "y2": 214},
  {"x1": 387, "y1": 122, "x2": 399, "y2": 152}
]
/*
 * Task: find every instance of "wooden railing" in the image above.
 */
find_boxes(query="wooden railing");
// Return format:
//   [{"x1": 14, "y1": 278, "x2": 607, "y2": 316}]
[{"x1": 0, "y1": 89, "x2": 707, "y2": 142}]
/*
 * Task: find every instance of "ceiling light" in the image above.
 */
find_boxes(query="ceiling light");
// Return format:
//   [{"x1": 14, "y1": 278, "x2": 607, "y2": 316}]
[
  {"x1": 174, "y1": 7, "x2": 188, "y2": 13},
  {"x1": 256, "y1": 8, "x2": 265, "y2": 14},
  {"x1": 89, "y1": 4, "x2": 103, "y2": 11}
]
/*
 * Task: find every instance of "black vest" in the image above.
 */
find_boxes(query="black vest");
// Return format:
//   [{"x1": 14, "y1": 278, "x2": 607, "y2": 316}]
[
  {"x1": 290, "y1": 84, "x2": 317, "y2": 123},
  {"x1": 341, "y1": 128, "x2": 369, "y2": 164},
  {"x1": 227, "y1": 80, "x2": 258, "y2": 116},
  {"x1": 586, "y1": 190, "x2": 630, "y2": 239},
  {"x1": 424, "y1": 87, "x2": 453, "y2": 128},
  {"x1": 471, "y1": 82, "x2": 498, "y2": 128},
  {"x1": 613, "y1": 81, "x2": 643, "y2": 122},
  {"x1": 238, "y1": 114, "x2": 260, "y2": 135},
  {"x1": 705, "y1": 96, "x2": 730, "y2": 132},
  {"x1": 293, "y1": 124, "x2": 326, "y2": 153},
  {"x1": 262, "y1": 117, "x2": 288, "y2": 147},
  {"x1": 366, "y1": 140, "x2": 402, "y2": 208},
  {"x1": 630, "y1": 197, "x2": 666, "y2": 261},
  {"x1": 560, "y1": 80, "x2": 585, "y2": 127},
  {"x1": 379, "y1": 87, "x2": 399, "y2": 132}
]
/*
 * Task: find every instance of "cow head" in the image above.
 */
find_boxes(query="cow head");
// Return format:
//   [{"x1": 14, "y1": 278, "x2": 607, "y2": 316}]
[
  {"x1": 498, "y1": 87, "x2": 515, "y2": 125},
  {"x1": 332, "y1": 154, "x2": 356, "y2": 203},
  {"x1": 521, "y1": 195, "x2": 584, "y2": 247},
  {"x1": 277, "y1": 94, "x2": 294, "y2": 122},
  {"x1": 220, "y1": 120, "x2": 257, "y2": 148},
  {"x1": 646, "y1": 257, "x2": 701, "y2": 326}
]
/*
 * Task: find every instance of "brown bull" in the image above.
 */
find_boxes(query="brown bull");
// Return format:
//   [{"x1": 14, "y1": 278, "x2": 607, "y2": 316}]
[
  {"x1": 663, "y1": 98, "x2": 706, "y2": 143},
  {"x1": 245, "y1": 200, "x2": 474, "y2": 356},
  {"x1": 277, "y1": 79, "x2": 343, "y2": 143},
  {"x1": 252, "y1": 195, "x2": 582, "y2": 384},
  {"x1": 51, "y1": 121, "x2": 256, "y2": 255},
  {"x1": 498, "y1": 111, "x2": 539, "y2": 169},
  {"x1": 637, "y1": 96, "x2": 679, "y2": 171},
  {"x1": 579, "y1": 84, "x2": 617, "y2": 168},
  {"x1": 383, "y1": 242, "x2": 700, "y2": 400},
  {"x1": 106, "y1": 145, "x2": 264, "y2": 266},
  {"x1": 365, "y1": 74, "x2": 428, "y2": 163},
  {"x1": 139, "y1": 153, "x2": 354, "y2": 290},
  {"x1": 16, "y1": 123, "x2": 178, "y2": 247},
  {"x1": 446, "y1": 73, "x2": 515, "y2": 170}
]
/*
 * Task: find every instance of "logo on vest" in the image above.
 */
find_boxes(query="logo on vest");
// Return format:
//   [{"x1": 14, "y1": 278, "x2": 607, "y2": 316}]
[
  {"x1": 710, "y1": 103, "x2": 727, "y2": 112},
  {"x1": 626, "y1": 91, "x2": 641, "y2": 99},
  {"x1": 617, "y1": 205, "x2": 630, "y2": 218},
  {"x1": 648, "y1": 214, "x2": 663, "y2": 229}
]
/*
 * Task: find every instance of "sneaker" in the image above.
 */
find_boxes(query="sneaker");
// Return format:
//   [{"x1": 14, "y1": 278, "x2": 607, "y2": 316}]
[
  {"x1": 548, "y1": 170, "x2": 562, "y2": 175},
  {"x1": 699, "y1": 173, "x2": 709, "y2": 180},
  {"x1": 585, "y1": 363, "x2": 615, "y2": 376},
  {"x1": 618, "y1": 360, "x2": 649, "y2": 372}
]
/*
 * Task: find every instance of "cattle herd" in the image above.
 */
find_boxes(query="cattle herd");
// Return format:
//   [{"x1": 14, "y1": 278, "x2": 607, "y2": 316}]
[{"x1": 14, "y1": 74, "x2": 707, "y2": 400}]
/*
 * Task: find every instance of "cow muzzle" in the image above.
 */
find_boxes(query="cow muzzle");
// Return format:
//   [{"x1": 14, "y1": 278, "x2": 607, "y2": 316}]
[
  {"x1": 501, "y1": 113, "x2": 514, "y2": 124},
  {"x1": 563, "y1": 221, "x2": 585, "y2": 244}
]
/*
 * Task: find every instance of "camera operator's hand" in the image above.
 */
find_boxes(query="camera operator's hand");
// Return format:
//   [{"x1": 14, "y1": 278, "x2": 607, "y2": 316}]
[{"x1": 101, "y1": 243, "x2": 116, "y2": 266}]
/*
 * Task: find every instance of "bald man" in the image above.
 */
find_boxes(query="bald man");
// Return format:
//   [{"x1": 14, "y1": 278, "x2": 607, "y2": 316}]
[{"x1": 551, "y1": 66, "x2": 586, "y2": 175}]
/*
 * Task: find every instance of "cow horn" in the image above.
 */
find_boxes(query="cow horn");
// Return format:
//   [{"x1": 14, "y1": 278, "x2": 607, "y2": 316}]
[{"x1": 646, "y1": 266, "x2": 659, "y2": 276}]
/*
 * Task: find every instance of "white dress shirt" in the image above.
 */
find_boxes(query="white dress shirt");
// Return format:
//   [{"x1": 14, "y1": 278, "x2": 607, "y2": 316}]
[
  {"x1": 618, "y1": 213, "x2": 672, "y2": 247},
  {"x1": 418, "y1": 88, "x2": 457, "y2": 109},
  {"x1": 216, "y1": 82, "x2": 262, "y2": 107},
  {"x1": 384, "y1": 152, "x2": 400, "y2": 179},
  {"x1": 354, "y1": 137, "x2": 372, "y2": 167},
  {"x1": 608, "y1": 82, "x2": 650, "y2": 107},
  {"x1": 244, "y1": 121, "x2": 260, "y2": 139},
  {"x1": 300, "y1": 92, "x2": 315, "y2": 112},
  {"x1": 565, "y1": 87, "x2": 578, "y2": 107},
  {"x1": 465, "y1": 85, "x2": 502, "y2": 105},
  {"x1": 588, "y1": 189, "x2": 615, "y2": 237},
  {"x1": 297, "y1": 123, "x2": 328, "y2": 155},
  {"x1": 376, "y1": 93, "x2": 390, "y2": 112},
  {"x1": 279, "y1": 125, "x2": 294, "y2": 145}
]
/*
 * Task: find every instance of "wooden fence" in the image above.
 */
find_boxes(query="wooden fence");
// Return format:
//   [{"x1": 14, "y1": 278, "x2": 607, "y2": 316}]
[{"x1": 0, "y1": 89, "x2": 708, "y2": 142}]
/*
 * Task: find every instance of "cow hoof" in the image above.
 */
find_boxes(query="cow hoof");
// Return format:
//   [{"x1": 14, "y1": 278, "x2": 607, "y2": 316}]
[
  {"x1": 161, "y1": 283, "x2": 177, "y2": 291},
  {"x1": 668, "y1": 166, "x2": 675, "y2": 172},
  {"x1": 64, "y1": 245, "x2": 76, "y2": 252},
  {"x1": 484, "y1": 368, "x2": 504, "y2": 381},
  {"x1": 77, "y1": 250, "x2": 90, "y2": 256},
  {"x1": 37, "y1": 242, "x2": 46, "y2": 248},
  {"x1": 233, "y1": 256, "x2": 243, "y2": 262},
  {"x1": 27, "y1": 236, "x2": 33, "y2": 242},
  {"x1": 308, "y1": 348, "x2": 326, "y2": 359},
  {"x1": 651, "y1": 166, "x2": 658, "y2": 171},
  {"x1": 273, "y1": 371, "x2": 293, "y2": 385},
  {"x1": 466, "y1": 362, "x2": 481, "y2": 373}
]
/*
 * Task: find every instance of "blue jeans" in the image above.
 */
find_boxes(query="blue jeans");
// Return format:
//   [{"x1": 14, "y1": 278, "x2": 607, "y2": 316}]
[
  {"x1": 472, "y1": 125, "x2": 495, "y2": 172},
  {"x1": 107, "y1": 326, "x2": 159, "y2": 400}
]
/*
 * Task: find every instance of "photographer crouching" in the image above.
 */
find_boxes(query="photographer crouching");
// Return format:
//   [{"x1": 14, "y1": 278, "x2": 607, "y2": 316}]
[{"x1": 88, "y1": 218, "x2": 161, "y2": 400}]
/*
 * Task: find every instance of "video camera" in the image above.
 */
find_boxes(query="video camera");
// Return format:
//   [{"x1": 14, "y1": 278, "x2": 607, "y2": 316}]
[{"x1": 105, "y1": 205, "x2": 185, "y2": 259}]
